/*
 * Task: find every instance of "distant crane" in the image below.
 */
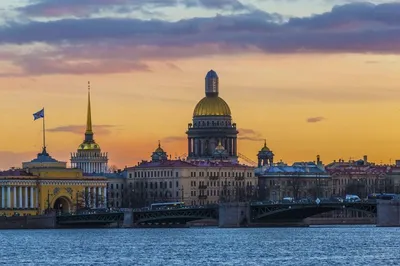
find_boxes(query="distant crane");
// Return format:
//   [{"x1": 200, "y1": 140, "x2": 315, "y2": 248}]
[{"x1": 238, "y1": 153, "x2": 257, "y2": 166}]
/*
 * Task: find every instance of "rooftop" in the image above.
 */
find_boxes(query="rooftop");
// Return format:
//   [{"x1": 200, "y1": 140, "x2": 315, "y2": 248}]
[
  {"x1": 256, "y1": 161, "x2": 328, "y2": 177},
  {"x1": 127, "y1": 159, "x2": 252, "y2": 169},
  {"x1": 0, "y1": 168, "x2": 32, "y2": 177}
]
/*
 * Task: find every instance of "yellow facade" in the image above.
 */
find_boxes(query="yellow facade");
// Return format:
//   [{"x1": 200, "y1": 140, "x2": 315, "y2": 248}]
[{"x1": 0, "y1": 150, "x2": 107, "y2": 217}]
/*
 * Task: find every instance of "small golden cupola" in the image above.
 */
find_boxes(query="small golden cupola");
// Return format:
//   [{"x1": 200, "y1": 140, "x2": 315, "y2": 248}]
[
  {"x1": 257, "y1": 139, "x2": 274, "y2": 167},
  {"x1": 151, "y1": 141, "x2": 168, "y2": 162}
]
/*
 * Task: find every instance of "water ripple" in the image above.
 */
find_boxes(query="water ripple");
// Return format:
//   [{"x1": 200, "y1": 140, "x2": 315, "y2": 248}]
[{"x1": 0, "y1": 226, "x2": 399, "y2": 265}]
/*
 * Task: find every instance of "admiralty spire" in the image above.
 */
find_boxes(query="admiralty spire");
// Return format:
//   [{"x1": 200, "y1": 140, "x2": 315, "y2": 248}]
[{"x1": 71, "y1": 82, "x2": 108, "y2": 173}]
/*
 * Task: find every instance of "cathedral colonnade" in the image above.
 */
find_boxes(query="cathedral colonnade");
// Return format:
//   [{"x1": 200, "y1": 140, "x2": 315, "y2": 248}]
[
  {"x1": 188, "y1": 137, "x2": 238, "y2": 157},
  {"x1": 0, "y1": 185, "x2": 38, "y2": 209}
]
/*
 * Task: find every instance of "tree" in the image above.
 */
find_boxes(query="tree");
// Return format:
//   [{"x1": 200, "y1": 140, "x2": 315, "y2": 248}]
[
  {"x1": 345, "y1": 180, "x2": 366, "y2": 197},
  {"x1": 287, "y1": 176, "x2": 302, "y2": 200},
  {"x1": 108, "y1": 165, "x2": 119, "y2": 173}
]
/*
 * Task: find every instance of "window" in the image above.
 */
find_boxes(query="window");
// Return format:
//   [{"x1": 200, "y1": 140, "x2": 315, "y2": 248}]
[
  {"x1": 111, "y1": 184, "x2": 114, "y2": 189},
  {"x1": 129, "y1": 173, "x2": 132, "y2": 178},
  {"x1": 169, "y1": 181, "x2": 172, "y2": 189},
  {"x1": 176, "y1": 181, "x2": 179, "y2": 187},
  {"x1": 116, "y1": 184, "x2": 119, "y2": 189},
  {"x1": 121, "y1": 184, "x2": 124, "y2": 190}
]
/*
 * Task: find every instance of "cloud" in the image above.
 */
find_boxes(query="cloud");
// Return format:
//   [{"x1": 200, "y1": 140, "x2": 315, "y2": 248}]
[
  {"x1": 1, "y1": 2, "x2": 400, "y2": 76},
  {"x1": 18, "y1": 0, "x2": 250, "y2": 18},
  {"x1": 47, "y1": 125, "x2": 116, "y2": 135},
  {"x1": 165, "y1": 62, "x2": 183, "y2": 71},
  {"x1": 161, "y1": 136, "x2": 187, "y2": 143},
  {"x1": 306, "y1": 117, "x2": 325, "y2": 123},
  {"x1": 238, "y1": 128, "x2": 265, "y2": 141}
]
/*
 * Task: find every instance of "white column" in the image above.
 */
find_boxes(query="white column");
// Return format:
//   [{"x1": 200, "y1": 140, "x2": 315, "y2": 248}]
[
  {"x1": 19, "y1": 187, "x2": 22, "y2": 209},
  {"x1": 98, "y1": 187, "x2": 102, "y2": 207},
  {"x1": 103, "y1": 187, "x2": 107, "y2": 208},
  {"x1": 24, "y1": 187, "x2": 28, "y2": 208},
  {"x1": 1, "y1": 186, "x2": 4, "y2": 209},
  {"x1": 7, "y1": 187, "x2": 10, "y2": 208},
  {"x1": 30, "y1": 187, "x2": 34, "y2": 208},
  {"x1": 13, "y1": 186, "x2": 16, "y2": 209}
]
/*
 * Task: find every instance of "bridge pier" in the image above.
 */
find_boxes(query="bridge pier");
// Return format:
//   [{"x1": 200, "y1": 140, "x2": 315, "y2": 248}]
[
  {"x1": 122, "y1": 209, "x2": 133, "y2": 228},
  {"x1": 218, "y1": 202, "x2": 250, "y2": 228},
  {"x1": 377, "y1": 200, "x2": 400, "y2": 227}
]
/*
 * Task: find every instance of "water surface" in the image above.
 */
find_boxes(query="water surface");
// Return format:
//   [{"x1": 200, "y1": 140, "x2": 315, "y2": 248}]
[{"x1": 1, "y1": 226, "x2": 399, "y2": 265}]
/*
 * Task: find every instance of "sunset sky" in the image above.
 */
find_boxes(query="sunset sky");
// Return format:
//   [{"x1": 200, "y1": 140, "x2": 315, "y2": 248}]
[{"x1": 1, "y1": 0, "x2": 400, "y2": 170}]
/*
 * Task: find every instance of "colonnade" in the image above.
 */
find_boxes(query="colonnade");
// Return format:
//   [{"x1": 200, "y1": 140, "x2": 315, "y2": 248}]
[
  {"x1": 84, "y1": 187, "x2": 107, "y2": 208},
  {"x1": 0, "y1": 186, "x2": 38, "y2": 209},
  {"x1": 73, "y1": 162, "x2": 108, "y2": 174},
  {"x1": 188, "y1": 137, "x2": 238, "y2": 157}
]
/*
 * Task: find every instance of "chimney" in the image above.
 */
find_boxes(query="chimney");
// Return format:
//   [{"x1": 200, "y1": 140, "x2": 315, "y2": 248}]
[{"x1": 363, "y1": 155, "x2": 368, "y2": 163}]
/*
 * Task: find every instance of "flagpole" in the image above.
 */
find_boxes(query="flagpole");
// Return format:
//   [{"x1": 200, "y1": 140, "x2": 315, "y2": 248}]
[{"x1": 43, "y1": 107, "x2": 46, "y2": 149}]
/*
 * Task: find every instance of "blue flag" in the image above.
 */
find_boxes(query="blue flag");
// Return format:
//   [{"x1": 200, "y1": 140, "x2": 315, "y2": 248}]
[{"x1": 33, "y1": 108, "x2": 44, "y2": 120}]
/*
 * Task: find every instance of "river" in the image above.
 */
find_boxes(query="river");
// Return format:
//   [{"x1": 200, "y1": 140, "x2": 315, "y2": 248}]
[{"x1": 1, "y1": 226, "x2": 399, "y2": 265}]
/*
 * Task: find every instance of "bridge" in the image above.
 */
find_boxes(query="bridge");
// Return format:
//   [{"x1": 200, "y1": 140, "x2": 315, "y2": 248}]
[
  {"x1": 56, "y1": 212, "x2": 124, "y2": 228},
  {"x1": 250, "y1": 202, "x2": 377, "y2": 224},
  {"x1": 133, "y1": 207, "x2": 218, "y2": 226},
  {"x1": 131, "y1": 202, "x2": 377, "y2": 227}
]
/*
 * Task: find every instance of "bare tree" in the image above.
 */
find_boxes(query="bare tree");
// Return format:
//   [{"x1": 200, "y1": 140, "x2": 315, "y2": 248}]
[
  {"x1": 286, "y1": 176, "x2": 302, "y2": 200},
  {"x1": 108, "y1": 165, "x2": 119, "y2": 173}
]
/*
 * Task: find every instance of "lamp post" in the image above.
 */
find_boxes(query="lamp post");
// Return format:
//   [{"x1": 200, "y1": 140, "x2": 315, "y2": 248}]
[
  {"x1": 76, "y1": 191, "x2": 79, "y2": 213},
  {"x1": 180, "y1": 185, "x2": 184, "y2": 203},
  {"x1": 47, "y1": 190, "x2": 53, "y2": 213}
]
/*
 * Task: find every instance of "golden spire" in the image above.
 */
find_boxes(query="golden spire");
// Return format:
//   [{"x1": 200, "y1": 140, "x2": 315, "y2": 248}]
[{"x1": 86, "y1": 81, "x2": 93, "y2": 134}]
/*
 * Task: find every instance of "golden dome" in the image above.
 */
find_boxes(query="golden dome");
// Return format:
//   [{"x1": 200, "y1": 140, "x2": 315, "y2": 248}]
[
  {"x1": 193, "y1": 96, "x2": 231, "y2": 116},
  {"x1": 78, "y1": 142, "x2": 100, "y2": 150}
]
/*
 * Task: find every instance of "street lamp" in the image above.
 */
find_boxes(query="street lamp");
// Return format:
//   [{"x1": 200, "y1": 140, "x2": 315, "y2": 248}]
[
  {"x1": 47, "y1": 190, "x2": 53, "y2": 213},
  {"x1": 179, "y1": 185, "x2": 184, "y2": 203}
]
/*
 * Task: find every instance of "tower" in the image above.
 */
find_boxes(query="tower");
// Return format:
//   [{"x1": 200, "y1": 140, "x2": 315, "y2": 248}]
[
  {"x1": 71, "y1": 82, "x2": 109, "y2": 173},
  {"x1": 257, "y1": 140, "x2": 274, "y2": 167},
  {"x1": 186, "y1": 70, "x2": 238, "y2": 162}
]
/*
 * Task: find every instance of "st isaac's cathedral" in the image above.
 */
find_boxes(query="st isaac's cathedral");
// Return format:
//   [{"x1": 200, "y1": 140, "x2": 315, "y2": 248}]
[
  {"x1": 125, "y1": 70, "x2": 258, "y2": 207},
  {"x1": 186, "y1": 70, "x2": 238, "y2": 162}
]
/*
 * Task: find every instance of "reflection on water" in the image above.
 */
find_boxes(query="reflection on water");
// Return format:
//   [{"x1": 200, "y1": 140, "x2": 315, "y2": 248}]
[{"x1": 1, "y1": 226, "x2": 399, "y2": 266}]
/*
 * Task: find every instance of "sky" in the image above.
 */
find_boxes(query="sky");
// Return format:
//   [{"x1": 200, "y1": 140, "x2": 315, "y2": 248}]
[{"x1": 1, "y1": 0, "x2": 400, "y2": 170}]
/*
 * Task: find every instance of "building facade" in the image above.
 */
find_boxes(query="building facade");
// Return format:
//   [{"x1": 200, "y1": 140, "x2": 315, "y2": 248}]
[
  {"x1": 71, "y1": 83, "x2": 108, "y2": 173},
  {"x1": 0, "y1": 148, "x2": 107, "y2": 216},
  {"x1": 326, "y1": 156, "x2": 389, "y2": 198},
  {"x1": 125, "y1": 143, "x2": 257, "y2": 207},
  {"x1": 186, "y1": 70, "x2": 238, "y2": 162},
  {"x1": 255, "y1": 143, "x2": 331, "y2": 201}
]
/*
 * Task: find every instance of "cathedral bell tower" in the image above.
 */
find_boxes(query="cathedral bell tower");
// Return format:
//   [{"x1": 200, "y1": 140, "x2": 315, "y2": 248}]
[{"x1": 70, "y1": 82, "x2": 109, "y2": 173}]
